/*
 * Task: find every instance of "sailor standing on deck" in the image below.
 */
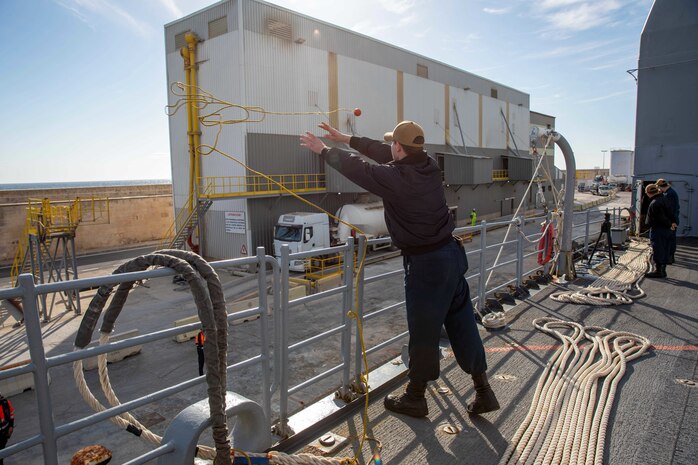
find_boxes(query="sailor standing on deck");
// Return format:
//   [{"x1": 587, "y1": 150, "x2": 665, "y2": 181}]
[
  {"x1": 656, "y1": 179, "x2": 679, "y2": 264},
  {"x1": 644, "y1": 183, "x2": 676, "y2": 279},
  {"x1": 300, "y1": 121, "x2": 499, "y2": 418}
]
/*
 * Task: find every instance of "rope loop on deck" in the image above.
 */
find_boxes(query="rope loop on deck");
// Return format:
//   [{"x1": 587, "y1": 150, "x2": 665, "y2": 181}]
[
  {"x1": 550, "y1": 239, "x2": 651, "y2": 306},
  {"x1": 499, "y1": 318, "x2": 651, "y2": 465}
]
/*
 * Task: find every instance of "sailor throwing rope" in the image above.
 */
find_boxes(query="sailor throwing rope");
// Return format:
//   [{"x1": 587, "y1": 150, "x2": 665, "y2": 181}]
[{"x1": 300, "y1": 120, "x2": 500, "y2": 417}]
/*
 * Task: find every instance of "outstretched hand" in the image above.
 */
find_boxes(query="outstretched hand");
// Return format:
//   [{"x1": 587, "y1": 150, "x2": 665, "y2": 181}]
[
  {"x1": 300, "y1": 132, "x2": 327, "y2": 154},
  {"x1": 318, "y1": 122, "x2": 351, "y2": 144}
]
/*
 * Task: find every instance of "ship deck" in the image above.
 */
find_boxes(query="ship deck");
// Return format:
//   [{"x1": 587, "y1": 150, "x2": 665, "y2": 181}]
[{"x1": 282, "y1": 238, "x2": 698, "y2": 465}]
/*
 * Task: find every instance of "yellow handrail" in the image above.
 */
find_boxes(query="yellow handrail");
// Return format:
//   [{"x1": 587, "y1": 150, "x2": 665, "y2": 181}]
[
  {"x1": 492, "y1": 169, "x2": 509, "y2": 181},
  {"x1": 198, "y1": 173, "x2": 326, "y2": 198}
]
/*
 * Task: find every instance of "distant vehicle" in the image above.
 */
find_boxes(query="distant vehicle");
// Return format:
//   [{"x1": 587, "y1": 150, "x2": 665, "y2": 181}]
[
  {"x1": 608, "y1": 183, "x2": 618, "y2": 190},
  {"x1": 273, "y1": 203, "x2": 389, "y2": 271},
  {"x1": 577, "y1": 182, "x2": 587, "y2": 192},
  {"x1": 589, "y1": 183, "x2": 600, "y2": 195},
  {"x1": 598, "y1": 185, "x2": 611, "y2": 196}
]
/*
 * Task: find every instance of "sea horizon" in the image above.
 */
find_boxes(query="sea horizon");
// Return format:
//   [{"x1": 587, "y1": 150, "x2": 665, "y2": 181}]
[{"x1": 0, "y1": 179, "x2": 172, "y2": 191}]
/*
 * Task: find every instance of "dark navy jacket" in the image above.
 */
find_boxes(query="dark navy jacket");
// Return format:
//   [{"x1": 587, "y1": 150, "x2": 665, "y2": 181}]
[
  {"x1": 646, "y1": 194, "x2": 675, "y2": 229},
  {"x1": 664, "y1": 186, "x2": 680, "y2": 225},
  {"x1": 321, "y1": 136, "x2": 454, "y2": 255}
]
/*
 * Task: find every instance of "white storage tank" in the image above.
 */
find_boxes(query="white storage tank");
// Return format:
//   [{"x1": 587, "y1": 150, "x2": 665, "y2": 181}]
[
  {"x1": 610, "y1": 149, "x2": 634, "y2": 178},
  {"x1": 335, "y1": 202, "x2": 388, "y2": 244}
]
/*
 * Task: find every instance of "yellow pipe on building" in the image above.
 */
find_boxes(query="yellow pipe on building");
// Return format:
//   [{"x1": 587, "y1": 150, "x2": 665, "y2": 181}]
[
  {"x1": 180, "y1": 46, "x2": 196, "y2": 213},
  {"x1": 185, "y1": 32, "x2": 202, "y2": 198}
]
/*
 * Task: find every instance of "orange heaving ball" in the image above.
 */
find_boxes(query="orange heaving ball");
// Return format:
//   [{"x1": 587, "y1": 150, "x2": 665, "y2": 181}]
[{"x1": 353, "y1": 108, "x2": 362, "y2": 117}]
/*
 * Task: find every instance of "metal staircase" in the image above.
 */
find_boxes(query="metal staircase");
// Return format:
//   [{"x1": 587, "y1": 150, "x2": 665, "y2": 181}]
[{"x1": 159, "y1": 199, "x2": 213, "y2": 250}]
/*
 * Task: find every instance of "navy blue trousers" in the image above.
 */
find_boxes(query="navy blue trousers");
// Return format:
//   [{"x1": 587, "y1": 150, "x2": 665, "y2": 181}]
[
  {"x1": 650, "y1": 228, "x2": 672, "y2": 265},
  {"x1": 403, "y1": 239, "x2": 487, "y2": 384}
]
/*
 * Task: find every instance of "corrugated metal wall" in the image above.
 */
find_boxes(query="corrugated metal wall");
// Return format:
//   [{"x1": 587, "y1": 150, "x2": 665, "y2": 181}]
[
  {"x1": 450, "y1": 87, "x2": 479, "y2": 149},
  {"x1": 164, "y1": 1, "x2": 237, "y2": 54},
  {"x1": 201, "y1": 197, "x2": 247, "y2": 260},
  {"x1": 438, "y1": 153, "x2": 492, "y2": 185},
  {"x1": 403, "y1": 74, "x2": 446, "y2": 145},
  {"x1": 482, "y1": 95, "x2": 507, "y2": 149},
  {"x1": 506, "y1": 156, "x2": 534, "y2": 181},
  {"x1": 337, "y1": 55, "x2": 397, "y2": 139}
]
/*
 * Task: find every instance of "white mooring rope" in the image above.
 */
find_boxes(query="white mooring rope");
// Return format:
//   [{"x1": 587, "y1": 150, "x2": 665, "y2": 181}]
[
  {"x1": 550, "y1": 239, "x2": 651, "y2": 306},
  {"x1": 499, "y1": 318, "x2": 651, "y2": 465}
]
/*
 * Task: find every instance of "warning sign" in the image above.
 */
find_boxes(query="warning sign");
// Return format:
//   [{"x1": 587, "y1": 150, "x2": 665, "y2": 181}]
[
  {"x1": 240, "y1": 244, "x2": 248, "y2": 255},
  {"x1": 224, "y1": 211, "x2": 246, "y2": 234}
]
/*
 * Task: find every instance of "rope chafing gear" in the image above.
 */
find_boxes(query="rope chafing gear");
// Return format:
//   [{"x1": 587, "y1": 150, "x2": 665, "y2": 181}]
[
  {"x1": 550, "y1": 239, "x2": 651, "y2": 306},
  {"x1": 73, "y1": 251, "x2": 232, "y2": 464},
  {"x1": 499, "y1": 318, "x2": 651, "y2": 465}
]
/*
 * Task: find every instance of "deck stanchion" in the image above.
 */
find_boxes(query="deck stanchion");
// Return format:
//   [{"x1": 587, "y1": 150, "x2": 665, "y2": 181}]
[
  {"x1": 278, "y1": 245, "x2": 291, "y2": 434},
  {"x1": 256, "y1": 247, "x2": 272, "y2": 421},
  {"x1": 19, "y1": 274, "x2": 59, "y2": 465},
  {"x1": 341, "y1": 237, "x2": 354, "y2": 389},
  {"x1": 354, "y1": 237, "x2": 366, "y2": 389},
  {"x1": 516, "y1": 217, "x2": 524, "y2": 287},
  {"x1": 584, "y1": 209, "x2": 591, "y2": 256},
  {"x1": 478, "y1": 221, "x2": 487, "y2": 309}
]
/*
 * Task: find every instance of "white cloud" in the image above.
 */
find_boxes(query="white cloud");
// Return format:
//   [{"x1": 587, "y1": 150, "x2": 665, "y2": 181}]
[
  {"x1": 538, "y1": 0, "x2": 624, "y2": 32},
  {"x1": 483, "y1": 7, "x2": 510, "y2": 15},
  {"x1": 377, "y1": 0, "x2": 416, "y2": 15},
  {"x1": 155, "y1": 0, "x2": 183, "y2": 18},
  {"x1": 54, "y1": 0, "x2": 153, "y2": 37}
]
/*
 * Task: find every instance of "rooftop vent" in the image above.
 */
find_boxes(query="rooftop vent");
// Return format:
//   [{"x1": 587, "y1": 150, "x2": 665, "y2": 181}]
[
  {"x1": 267, "y1": 19, "x2": 292, "y2": 41},
  {"x1": 208, "y1": 17, "x2": 227, "y2": 39}
]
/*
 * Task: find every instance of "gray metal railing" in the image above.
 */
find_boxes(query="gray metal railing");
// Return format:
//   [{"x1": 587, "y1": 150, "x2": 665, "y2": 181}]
[{"x1": 0, "y1": 206, "x2": 629, "y2": 465}]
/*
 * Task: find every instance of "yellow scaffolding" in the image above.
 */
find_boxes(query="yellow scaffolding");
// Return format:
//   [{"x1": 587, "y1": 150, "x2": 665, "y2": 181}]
[{"x1": 11, "y1": 197, "x2": 109, "y2": 286}]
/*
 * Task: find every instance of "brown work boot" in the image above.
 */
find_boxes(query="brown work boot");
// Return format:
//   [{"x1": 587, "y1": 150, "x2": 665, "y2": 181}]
[
  {"x1": 467, "y1": 372, "x2": 500, "y2": 415},
  {"x1": 384, "y1": 380, "x2": 428, "y2": 418}
]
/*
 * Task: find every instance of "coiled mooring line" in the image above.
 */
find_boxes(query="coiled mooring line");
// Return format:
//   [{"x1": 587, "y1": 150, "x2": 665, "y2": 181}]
[
  {"x1": 498, "y1": 318, "x2": 651, "y2": 465},
  {"x1": 550, "y1": 239, "x2": 651, "y2": 306}
]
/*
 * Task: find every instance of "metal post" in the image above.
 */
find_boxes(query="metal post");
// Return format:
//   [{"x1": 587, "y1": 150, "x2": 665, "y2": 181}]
[
  {"x1": 18, "y1": 274, "x2": 59, "y2": 465},
  {"x1": 584, "y1": 209, "x2": 591, "y2": 256},
  {"x1": 340, "y1": 237, "x2": 354, "y2": 389},
  {"x1": 256, "y1": 247, "x2": 271, "y2": 421},
  {"x1": 70, "y1": 236, "x2": 81, "y2": 314},
  {"x1": 353, "y1": 237, "x2": 366, "y2": 387},
  {"x1": 516, "y1": 217, "x2": 524, "y2": 286},
  {"x1": 478, "y1": 221, "x2": 487, "y2": 309},
  {"x1": 278, "y1": 245, "x2": 290, "y2": 431}
]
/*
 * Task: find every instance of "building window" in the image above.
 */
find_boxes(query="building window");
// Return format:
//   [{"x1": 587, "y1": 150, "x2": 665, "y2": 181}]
[
  {"x1": 174, "y1": 31, "x2": 189, "y2": 50},
  {"x1": 208, "y1": 17, "x2": 227, "y2": 39},
  {"x1": 491, "y1": 88, "x2": 498, "y2": 99},
  {"x1": 417, "y1": 64, "x2": 429, "y2": 78}
]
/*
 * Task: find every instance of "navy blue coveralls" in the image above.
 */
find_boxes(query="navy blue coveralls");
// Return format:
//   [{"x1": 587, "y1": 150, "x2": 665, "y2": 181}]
[
  {"x1": 321, "y1": 137, "x2": 487, "y2": 383},
  {"x1": 664, "y1": 186, "x2": 680, "y2": 259},
  {"x1": 646, "y1": 195, "x2": 675, "y2": 265}
]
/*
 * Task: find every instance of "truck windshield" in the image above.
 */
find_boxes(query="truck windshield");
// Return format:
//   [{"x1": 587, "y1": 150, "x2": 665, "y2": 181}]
[{"x1": 274, "y1": 225, "x2": 302, "y2": 241}]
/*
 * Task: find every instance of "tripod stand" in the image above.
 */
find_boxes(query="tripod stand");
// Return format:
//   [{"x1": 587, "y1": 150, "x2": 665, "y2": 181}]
[{"x1": 587, "y1": 213, "x2": 616, "y2": 266}]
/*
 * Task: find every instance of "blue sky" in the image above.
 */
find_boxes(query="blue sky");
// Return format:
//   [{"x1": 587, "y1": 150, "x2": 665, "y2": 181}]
[{"x1": 0, "y1": 0, "x2": 653, "y2": 183}]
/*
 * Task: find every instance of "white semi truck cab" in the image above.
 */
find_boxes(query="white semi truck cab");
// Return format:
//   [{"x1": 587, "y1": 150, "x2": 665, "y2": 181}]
[
  {"x1": 273, "y1": 212, "x2": 331, "y2": 271},
  {"x1": 273, "y1": 202, "x2": 389, "y2": 272}
]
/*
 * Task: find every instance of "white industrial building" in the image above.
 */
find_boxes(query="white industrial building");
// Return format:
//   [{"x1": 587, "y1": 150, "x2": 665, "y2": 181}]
[{"x1": 164, "y1": 0, "x2": 557, "y2": 259}]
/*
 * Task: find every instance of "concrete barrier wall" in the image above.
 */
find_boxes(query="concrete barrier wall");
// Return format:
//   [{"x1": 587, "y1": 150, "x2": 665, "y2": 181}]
[{"x1": 0, "y1": 184, "x2": 173, "y2": 266}]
